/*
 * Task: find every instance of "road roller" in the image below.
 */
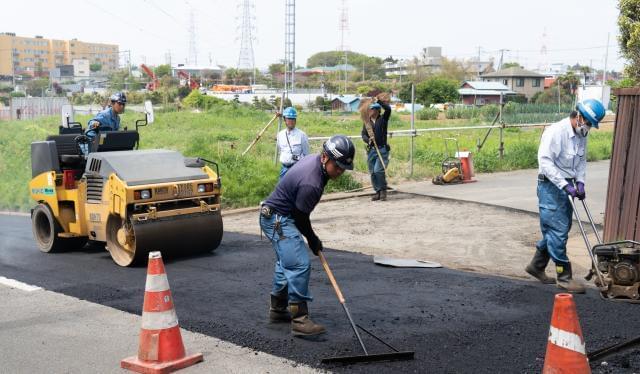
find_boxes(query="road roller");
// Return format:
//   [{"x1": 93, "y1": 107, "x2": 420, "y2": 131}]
[{"x1": 28, "y1": 102, "x2": 223, "y2": 266}]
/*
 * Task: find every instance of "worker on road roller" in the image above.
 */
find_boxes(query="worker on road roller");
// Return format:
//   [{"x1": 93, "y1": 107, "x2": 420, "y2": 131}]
[
  {"x1": 525, "y1": 99, "x2": 606, "y2": 293},
  {"x1": 259, "y1": 135, "x2": 355, "y2": 336}
]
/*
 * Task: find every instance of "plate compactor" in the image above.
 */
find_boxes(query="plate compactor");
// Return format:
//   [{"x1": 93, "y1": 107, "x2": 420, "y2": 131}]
[
  {"x1": 569, "y1": 189, "x2": 640, "y2": 303},
  {"x1": 29, "y1": 101, "x2": 223, "y2": 266}
]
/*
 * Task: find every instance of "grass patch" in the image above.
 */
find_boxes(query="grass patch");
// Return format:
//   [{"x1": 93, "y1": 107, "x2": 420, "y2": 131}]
[{"x1": 0, "y1": 105, "x2": 613, "y2": 212}]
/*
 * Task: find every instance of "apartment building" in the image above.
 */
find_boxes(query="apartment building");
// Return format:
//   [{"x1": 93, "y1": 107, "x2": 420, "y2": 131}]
[{"x1": 0, "y1": 32, "x2": 119, "y2": 77}]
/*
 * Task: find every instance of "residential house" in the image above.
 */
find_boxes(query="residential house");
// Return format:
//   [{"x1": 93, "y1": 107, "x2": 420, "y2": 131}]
[
  {"x1": 481, "y1": 67, "x2": 545, "y2": 100},
  {"x1": 331, "y1": 95, "x2": 360, "y2": 112},
  {"x1": 458, "y1": 81, "x2": 515, "y2": 106}
]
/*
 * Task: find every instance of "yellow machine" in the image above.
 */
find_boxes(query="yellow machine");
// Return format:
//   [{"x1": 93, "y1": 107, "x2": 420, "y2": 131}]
[{"x1": 29, "y1": 102, "x2": 223, "y2": 266}]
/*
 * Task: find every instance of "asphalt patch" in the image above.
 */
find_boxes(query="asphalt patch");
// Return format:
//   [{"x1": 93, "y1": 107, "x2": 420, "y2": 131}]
[{"x1": 1, "y1": 214, "x2": 639, "y2": 373}]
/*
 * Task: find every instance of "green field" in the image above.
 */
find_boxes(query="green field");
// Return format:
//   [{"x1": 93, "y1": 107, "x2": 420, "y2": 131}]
[{"x1": 0, "y1": 105, "x2": 613, "y2": 212}]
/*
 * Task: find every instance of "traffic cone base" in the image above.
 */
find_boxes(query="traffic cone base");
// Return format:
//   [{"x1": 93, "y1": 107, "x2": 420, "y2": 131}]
[
  {"x1": 121, "y1": 251, "x2": 203, "y2": 373},
  {"x1": 542, "y1": 293, "x2": 591, "y2": 374},
  {"x1": 121, "y1": 352, "x2": 203, "y2": 374}
]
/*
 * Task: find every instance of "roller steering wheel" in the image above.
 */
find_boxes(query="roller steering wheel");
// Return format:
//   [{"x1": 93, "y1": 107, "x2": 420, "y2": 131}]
[{"x1": 74, "y1": 135, "x2": 91, "y2": 155}]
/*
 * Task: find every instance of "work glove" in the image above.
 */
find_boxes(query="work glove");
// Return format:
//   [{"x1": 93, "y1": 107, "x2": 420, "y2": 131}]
[
  {"x1": 576, "y1": 182, "x2": 586, "y2": 200},
  {"x1": 309, "y1": 237, "x2": 323, "y2": 256},
  {"x1": 564, "y1": 184, "x2": 578, "y2": 198}
]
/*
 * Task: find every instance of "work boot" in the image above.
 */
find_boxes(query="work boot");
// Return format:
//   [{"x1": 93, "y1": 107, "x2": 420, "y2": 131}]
[
  {"x1": 556, "y1": 262, "x2": 586, "y2": 294},
  {"x1": 290, "y1": 302, "x2": 326, "y2": 336},
  {"x1": 269, "y1": 293, "x2": 291, "y2": 323},
  {"x1": 371, "y1": 191, "x2": 381, "y2": 201},
  {"x1": 525, "y1": 250, "x2": 555, "y2": 284},
  {"x1": 380, "y1": 189, "x2": 387, "y2": 201}
]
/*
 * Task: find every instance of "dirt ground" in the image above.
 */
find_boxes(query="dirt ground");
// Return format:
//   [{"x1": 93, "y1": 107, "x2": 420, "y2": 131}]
[{"x1": 223, "y1": 191, "x2": 596, "y2": 282}]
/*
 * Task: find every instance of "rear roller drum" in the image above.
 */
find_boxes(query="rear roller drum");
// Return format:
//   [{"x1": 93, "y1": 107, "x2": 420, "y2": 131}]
[{"x1": 32, "y1": 203, "x2": 87, "y2": 253}]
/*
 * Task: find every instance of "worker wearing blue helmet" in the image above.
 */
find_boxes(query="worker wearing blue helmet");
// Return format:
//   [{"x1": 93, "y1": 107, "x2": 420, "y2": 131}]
[
  {"x1": 80, "y1": 92, "x2": 127, "y2": 154},
  {"x1": 526, "y1": 98, "x2": 606, "y2": 293},
  {"x1": 277, "y1": 106, "x2": 310, "y2": 179},
  {"x1": 361, "y1": 98, "x2": 391, "y2": 201}
]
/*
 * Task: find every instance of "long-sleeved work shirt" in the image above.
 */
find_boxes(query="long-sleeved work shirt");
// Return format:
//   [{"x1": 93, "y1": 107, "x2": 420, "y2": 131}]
[
  {"x1": 537, "y1": 117, "x2": 587, "y2": 190},
  {"x1": 278, "y1": 127, "x2": 310, "y2": 166},
  {"x1": 86, "y1": 107, "x2": 120, "y2": 139},
  {"x1": 361, "y1": 102, "x2": 391, "y2": 147}
]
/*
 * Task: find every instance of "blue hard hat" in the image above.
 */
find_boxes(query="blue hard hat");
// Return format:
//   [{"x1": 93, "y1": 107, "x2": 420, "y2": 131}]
[
  {"x1": 576, "y1": 99, "x2": 605, "y2": 129},
  {"x1": 368, "y1": 103, "x2": 382, "y2": 110},
  {"x1": 283, "y1": 107, "x2": 297, "y2": 119},
  {"x1": 110, "y1": 92, "x2": 127, "y2": 104}
]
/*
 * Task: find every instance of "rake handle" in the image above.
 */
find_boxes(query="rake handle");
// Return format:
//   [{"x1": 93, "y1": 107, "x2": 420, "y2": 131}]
[
  {"x1": 242, "y1": 114, "x2": 279, "y2": 156},
  {"x1": 318, "y1": 251, "x2": 369, "y2": 355},
  {"x1": 318, "y1": 251, "x2": 345, "y2": 304}
]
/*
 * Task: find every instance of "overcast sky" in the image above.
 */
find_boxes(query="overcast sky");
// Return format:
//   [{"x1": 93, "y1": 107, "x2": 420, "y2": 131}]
[{"x1": 3, "y1": 0, "x2": 624, "y2": 71}]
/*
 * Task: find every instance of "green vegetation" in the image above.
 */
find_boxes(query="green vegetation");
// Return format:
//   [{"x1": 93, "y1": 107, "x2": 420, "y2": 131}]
[
  {"x1": 619, "y1": 0, "x2": 640, "y2": 82},
  {"x1": 0, "y1": 104, "x2": 614, "y2": 212}
]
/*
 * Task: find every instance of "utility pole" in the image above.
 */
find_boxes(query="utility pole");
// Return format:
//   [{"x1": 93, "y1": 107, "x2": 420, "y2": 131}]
[
  {"x1": 602, "y1": 32, "x2": 610, "y2": 105},
  {"x1": 497, "y1": 49, "x2": 510, "y2": 71}
]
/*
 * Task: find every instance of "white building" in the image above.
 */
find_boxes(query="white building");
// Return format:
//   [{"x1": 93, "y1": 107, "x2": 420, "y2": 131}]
[{"x1": 73, "y1": 59, "x2": 90, "y2": 78}]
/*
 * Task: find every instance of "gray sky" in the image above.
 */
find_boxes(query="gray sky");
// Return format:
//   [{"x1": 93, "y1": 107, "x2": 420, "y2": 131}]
[{"x1": 3, "y1": 0, "x2": 624, "y2": 71}]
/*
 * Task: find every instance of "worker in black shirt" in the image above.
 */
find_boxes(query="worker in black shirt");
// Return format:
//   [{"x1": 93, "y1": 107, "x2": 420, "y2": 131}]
[
  {"x1": 260, "y1": 135, "x2": 356, "y2": 336},
  {"x1": 361, "y1": 100, "x2": 391, "y2": 201}
]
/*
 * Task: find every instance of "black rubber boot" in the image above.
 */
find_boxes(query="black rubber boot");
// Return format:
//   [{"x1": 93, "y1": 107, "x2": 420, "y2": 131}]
[
  {"x1": 290, "y1": 301, "x2": 326, "y2": 336},
  {"x1": 371, "y1": 191, "x2": 381, "y2": 201},
  {"x1": 269, "y1": 293, "x2": 290, "y2": 323},
  {"x1": 525, "y1": 250, "x2": 555, "y2": 284},
  {"x1": 380, "y1": 189, "x2": 387, "y2": 201},
  {"x1": 556, "y1": 262, "x2": 586, "y2": 294}
]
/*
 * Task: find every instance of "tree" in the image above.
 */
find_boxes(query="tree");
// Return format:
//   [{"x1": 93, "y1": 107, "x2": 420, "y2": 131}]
[
  {"x1": 619, "y1": 0, "x2": 640, "y2": 82},
  {"x1": 154, "y1": 64, "x2": 171, "y2": 78},
  {"x1": 501, "y1": 62, "x2": 522, "y2": 69},
  {"x1": 415, "y1": 76, "x2": 460, "y2": 105},
  {"x1": 268, "y1": 63, "x2": 285, "y2": 75},
  {"x1": 25, "y1": 78, "x2": 49, "y2": 97},
  {"x1": 90, "y1": 63, "x2": 102, "y2": 72},
  {"x1": 439, "y1": 57, "x2": 468, "y2": 81},
  {"x1": 223, "y1": 68, "x2": 238, "y2": 84}
]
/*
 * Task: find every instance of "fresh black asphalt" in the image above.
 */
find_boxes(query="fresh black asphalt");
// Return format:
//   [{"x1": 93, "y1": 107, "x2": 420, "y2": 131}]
[{"x1": 1, "y1": 214, "x2": 639, "y2": 373}]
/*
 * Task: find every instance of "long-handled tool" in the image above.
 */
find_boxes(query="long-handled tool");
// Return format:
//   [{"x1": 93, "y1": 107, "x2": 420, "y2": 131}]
[
  {"x1": 318, "y1": 251, "x2": 415, "y2": 364},
  {"x1": 566, "y1": 194, "x2": 608, "y2": 291},
  {"x1": 363, "y1": 120, "x2": 388, "y2": 175},
  {"x1": 242, "y1": 114, "x2": 279, "y2": 156}
]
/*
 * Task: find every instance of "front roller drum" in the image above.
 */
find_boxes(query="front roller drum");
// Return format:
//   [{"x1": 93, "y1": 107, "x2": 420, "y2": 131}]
[{"x1": 106, "y1": 211, "x2": 223, "y2": 267}]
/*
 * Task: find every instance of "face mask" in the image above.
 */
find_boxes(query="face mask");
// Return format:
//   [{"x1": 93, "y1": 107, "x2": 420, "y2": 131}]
[{"x1": 576, "y1": 124, "x2": 590, "y2": 138}]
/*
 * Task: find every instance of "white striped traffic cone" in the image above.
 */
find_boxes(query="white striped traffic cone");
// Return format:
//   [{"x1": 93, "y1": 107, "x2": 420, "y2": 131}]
[
  {"x1": 121, "y1": 251, "x2": 203, "y2": 373},
  {"x1": 543, "y1": 293, "x2": 591, "y2": 373}
]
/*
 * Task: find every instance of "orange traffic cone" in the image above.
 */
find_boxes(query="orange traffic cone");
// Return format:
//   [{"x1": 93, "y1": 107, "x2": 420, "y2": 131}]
[
  {"x1": 542, "y1": 293, "x2": 591, "y2": 374},
  {"x1": 121, "y1": 251, "x2": 203, "y2": 374}
]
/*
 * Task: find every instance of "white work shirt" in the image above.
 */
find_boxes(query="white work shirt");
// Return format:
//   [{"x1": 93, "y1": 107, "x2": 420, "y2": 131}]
[
  {"x1": 538, "y1": 117, "x2": 587, "y2": 190},
  {"x1": 278, "y1": 127, "x2": 310, "y2": 166}
]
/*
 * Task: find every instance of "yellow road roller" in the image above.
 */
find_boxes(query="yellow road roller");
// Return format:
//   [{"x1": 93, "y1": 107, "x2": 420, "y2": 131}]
[{"x1": 29, "y1": 103, "x2": 223, "y2": 266}]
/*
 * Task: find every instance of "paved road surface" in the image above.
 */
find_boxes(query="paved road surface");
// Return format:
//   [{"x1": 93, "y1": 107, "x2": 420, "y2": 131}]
[{"x1": 1, "y1": 213, "x2": 638, "y2": 373}]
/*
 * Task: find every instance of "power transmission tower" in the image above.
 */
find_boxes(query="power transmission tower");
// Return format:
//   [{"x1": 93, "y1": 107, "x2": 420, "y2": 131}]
[
  {"x1": 237, "y1": 0, "x2": 256, "y2": 85},
  {"x1": 338, "y1": 0, "x2": 349, "y2": 93},
  {"x1": 497, "y1": 49, "x2": 510, "y2": 71},
  {"x1": 284, "y1": 0, "x2": 295, "y2": 93},
  {"x1": 188, "y1": 9, "x2": 197, "y2": 65}
]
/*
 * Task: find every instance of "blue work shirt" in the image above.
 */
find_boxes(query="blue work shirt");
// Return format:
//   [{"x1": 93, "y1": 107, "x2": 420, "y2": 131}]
[
  {"x1": 265, "y1": 154, "x2": 328, "y2": 216},
  {"x1": 86, "y1": 106, "x2": 120, "y2": 138}
]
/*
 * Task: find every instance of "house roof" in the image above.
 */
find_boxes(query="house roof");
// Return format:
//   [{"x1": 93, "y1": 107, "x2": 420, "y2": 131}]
[
  {"x1": 458, "y1": 88, "x2": 517, "y2": 96},
  {"x1": 481, "y1": 67, "x2": 545, "y2": 78},
  {"x1": 332, "y1": 95, "x2": 360, "y2": 104},
  {"x1": 462, "y1": 81, "x2": 511, "y2": 90}
]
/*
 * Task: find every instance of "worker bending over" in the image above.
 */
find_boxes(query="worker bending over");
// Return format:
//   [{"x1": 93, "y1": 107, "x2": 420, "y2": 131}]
[{"x1": 260, "y1": 135, "x2": 355, "y2": 336}]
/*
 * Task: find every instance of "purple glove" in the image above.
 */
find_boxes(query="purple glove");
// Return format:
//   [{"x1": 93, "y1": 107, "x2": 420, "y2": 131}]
[
  {"x1": 576, "y1": 182, "x2": 586, "y2": 200},
  {"x1": 564, "y1": 184, "x2": 578, "y2": 198}
]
